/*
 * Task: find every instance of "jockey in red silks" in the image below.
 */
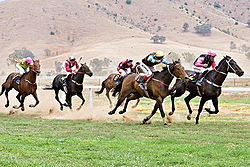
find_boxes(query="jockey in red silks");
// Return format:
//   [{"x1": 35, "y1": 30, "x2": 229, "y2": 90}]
[
  {"x1": 193, "y1": 50, "x2": 216, "y2": 86},
  {"x1": 62, "y1": 56, "x2": 79, "y2": 93},
  {"x1": 14, "y1": 57, "x2": 33, "y2": 85},
  {"x1": 112, "y1": 59, "x2": 133, "y2": 96},
  {"x1": 138, "y1": 50, "x2": 169, "y2": 90}
]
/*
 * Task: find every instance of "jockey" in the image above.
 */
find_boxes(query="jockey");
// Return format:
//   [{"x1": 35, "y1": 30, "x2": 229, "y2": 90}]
[
  {"x1": 138, "y1": 50, "x2": 169, "y2": 90},
  {"x1": 112, "y1": 59, "x2": 133, "y2": 96},
  {"x1": 14, "y1": 57, "x2": 33, "y2": 85},
  {"x1": 62, "y1": 56, "x2": 79, "y2": 93},
  {"x1": 193, "y1": 50, "x2": 216, "y2": 86}
]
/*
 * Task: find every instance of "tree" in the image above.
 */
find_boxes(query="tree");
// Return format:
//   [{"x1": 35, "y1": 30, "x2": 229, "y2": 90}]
[
  {"x1": 245, "y1": 51, "x2": 250, "y2": 59},
  {"x1": 150, "y1": 35, "x2": 166, "y2": 44},
  {"x1": 183, "y1": 22, "x2": 189, "y2": 32},
  {"x1": 230, "y1": 41, "x2": 236, "y2": 51},
  {"x1": 194, "y1": 24, "x2": 211, "y2": 36},
  {"x1": 126, "y1": 0, "x2": 131, "y2": 5},
  {"x1": 7, "y1": 48, "x2": 35, "y2": 65},
  {"x1": 182, "y1": 52, "x2": 195, "y2": 64},
  {"x1": 214, "y1": 2, "x2": 221, "y2": 8},
  {"x1": 89, "y1": 57, "x2": 112, "y2": 74},
  {"x1": 54, "y1": 61, "x2": 63, "y2": 73}
]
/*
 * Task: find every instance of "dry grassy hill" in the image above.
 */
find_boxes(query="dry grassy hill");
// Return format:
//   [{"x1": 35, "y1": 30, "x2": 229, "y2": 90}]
[{"x1": 0, "y1": 0, "x2": 249, "y2": 76}]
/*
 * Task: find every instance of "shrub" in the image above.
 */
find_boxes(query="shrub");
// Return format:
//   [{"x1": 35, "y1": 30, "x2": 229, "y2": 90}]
[
  {"x1": 89, "y1": 57, "x2": 112, "y2": 74},
  {"x1": 7, "y1": 48, "x2": 35, "y2": 65},
  {"x1": 245, "y1": 51, "x2": 250, "y2": 59},
  {"x1": 214, "y1": 2, "x2": 221, "y2": 8},
  {"x1": 235, "y1": 21, "x2": 238, "y2": 25},
  {"x1": 150, "y1": 35, "x2": 166, "y2": 44},
  {"x1": 44, "y1": 48, "x2": 52, "y2": 57},
  {"x1": 194, "y1": 24, "x2": 211, "y2": 35},
  {"x1": 50, "y1": 31, "x2": 55, "y2": 35},
  {"x1": 183, "y1": 22, "x2": 189, "y2": 31},
  {"x1": 126, "y1": 0, "x2": 131, "y2": 5},
  {"x1": 230, "y1": 41, "x2": 236, "y2": 50},
  {"x1": 54, "y1": 61, "x2": 63, "y2": 73},
  {"x1": 182, "y1": 52, "x2": 195, "y2": 64}
]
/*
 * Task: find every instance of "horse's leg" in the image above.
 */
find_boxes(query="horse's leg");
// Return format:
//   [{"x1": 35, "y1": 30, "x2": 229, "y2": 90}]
[
  {"x1": 4, "y1": 89, "x2": 11, "y2": 108},
  {"x1": 195, "y1": 97, "x2": 207, "y2": 124},
  {"x1": 29, "y1": 92, "x2": 39, "y2": 108},
  {"x1": 142, "y1": 102, "x2": 159, "y2": 124},
  {"x1": 108, "y1": 91, "x2": 131, "y2": 115},
  {"x1": 76, "y1": 92, "x2": 85, "y2": 111},
  {"x1": 55, "y1": 89, "x2": 63, "y2": 110},
  {"x1": 14, "y1": 95, "x2": 26, "y2": 111},
  {"x1": 205, "y1": 97, "x2": 219, "y2": 114},
  {"x1": 106, "y1": 88, "x2": 112, "y2": 108},
  {"x1": 66, "y1": 94, "x2": 72, "y2": 110},
  {"x1": 119, "y1": 93, "x2": 141, "y2": 114},
  {"x1": 16, "y1": 93, "x2": 21, "y2": 103},
  {"x1": 156, "y1": 97, "x2": 169, "y2": 125},
  {"x1": 131, "y1": 99, "x2": 140, "y2": 108},
  {"x1": 184, "y1": 93, "x2": 196, "y2": 120}
]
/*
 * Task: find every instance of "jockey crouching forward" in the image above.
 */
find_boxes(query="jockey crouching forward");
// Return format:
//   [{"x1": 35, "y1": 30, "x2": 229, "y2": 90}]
[
  {"x1": 193, "y1": 50, "x2": 216, "y2": 86},
  {"x1": 14, "y1": 57, "x2": 33, "y2": 85},
  {"x1": 112, "y1": 59, "x2": 133, "y2": 97},
  {"x1": 62, "y1": 56, "x2": 79, "y2": 93},
  {"x1": 138, "y1": 51, "x2": 169, "y2": 90}
]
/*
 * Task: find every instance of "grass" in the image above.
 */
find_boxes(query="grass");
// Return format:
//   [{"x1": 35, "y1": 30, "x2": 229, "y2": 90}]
[{"x1": 0, "y1": 113, "x2": 249, "y2": 166}]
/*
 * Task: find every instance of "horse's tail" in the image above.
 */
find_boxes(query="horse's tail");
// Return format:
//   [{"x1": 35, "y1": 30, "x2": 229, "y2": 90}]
[
  {"x1": 0, "y1": 83, "x2": 6, "y2": 96},
  {"x1": 95, "y1": 80, "x2": 106, "y2": 95},
  {"x1": 42, "y1": 85, "x2": 54, "y2": 90}
]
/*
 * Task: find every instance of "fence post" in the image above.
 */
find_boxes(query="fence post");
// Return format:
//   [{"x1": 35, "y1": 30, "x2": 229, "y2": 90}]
[{"x1": 88, "y1": 88, "x2": 93, "y2": 108}]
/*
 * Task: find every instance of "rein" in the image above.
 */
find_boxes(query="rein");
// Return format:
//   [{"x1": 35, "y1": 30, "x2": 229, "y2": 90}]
[
  {"x1": 152, "y1": 78, "x2": 168, "y2": 87},
  {"x1": 23, "y1": 79, "x2": 36, "y2": 85}
]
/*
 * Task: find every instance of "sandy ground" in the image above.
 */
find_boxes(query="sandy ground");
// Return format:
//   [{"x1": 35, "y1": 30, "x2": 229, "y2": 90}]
[{"x1": 0, "y1": 87, "x2": 249, "y2": 123}]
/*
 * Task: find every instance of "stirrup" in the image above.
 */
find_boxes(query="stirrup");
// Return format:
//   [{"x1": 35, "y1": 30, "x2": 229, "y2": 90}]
[{"x1": 63, "y1": 85, "x2": 68, "y2": 93}]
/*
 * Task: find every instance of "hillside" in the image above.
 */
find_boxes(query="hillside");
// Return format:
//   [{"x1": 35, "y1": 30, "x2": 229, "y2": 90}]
[{"x1": 0, "y1": 0, "x2": 249, "y2": 76}]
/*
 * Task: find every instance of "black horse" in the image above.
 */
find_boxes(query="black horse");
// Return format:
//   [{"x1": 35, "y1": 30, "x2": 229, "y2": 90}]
[
  {"x1": 44, "y1": 63, "x2": 93, "y2": 110},
  {"x1": 169, "y1": 56, "x2": 244, "y2": 124}
]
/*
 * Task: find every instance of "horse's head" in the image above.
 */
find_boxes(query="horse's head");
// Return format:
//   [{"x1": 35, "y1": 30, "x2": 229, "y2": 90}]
[
  {"x1": 132, "y1": 62, "x2": 144, "y2": 74},
  {"x1": 218, "y1": 56, "x2": 244, "y2": 77},
  {"x1": 33, "y1": 59, "x2": 41, "y2": 76},
  {"x1": 79, "y1": 63, "x2": 93, "y2": 77},
  {"x1": 169, "y1": 59, "x2": 188, "y2": 79}
]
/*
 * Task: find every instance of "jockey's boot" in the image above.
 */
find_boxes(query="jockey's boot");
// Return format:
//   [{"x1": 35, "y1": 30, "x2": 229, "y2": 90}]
[
  {"x1": 62, "y1": 79, "x2": 68, "y2": 93},
  {"x1": 137, "y1": 76, "x2": 147, "y2": 90},
  {"x1": 14, "y1": 74, "x2": 22, "y2": 85},
  {"x1": 112, "y1": 77, "x2": 122, "y2": 97},
  {"x1": 196, "y1": 70, "x2": 208, "y2": 86}
]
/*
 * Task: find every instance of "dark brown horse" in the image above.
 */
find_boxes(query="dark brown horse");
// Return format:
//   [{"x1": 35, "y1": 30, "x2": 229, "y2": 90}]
[
  {"x1": 108, "y1": 61, "x2": 188, "y2": 125},
  {"x1": 95, "y1": 63, "x2": 143, "y2": 108},
  {"x1": 0, "y1": 60, "x2": 41, "y2": 111},
  {"x1": 169, "y1": 56, "x2": 244, "y2": 124},
  {"x1": 43, "y1": 63, "x2": 93, "y2": 111}
]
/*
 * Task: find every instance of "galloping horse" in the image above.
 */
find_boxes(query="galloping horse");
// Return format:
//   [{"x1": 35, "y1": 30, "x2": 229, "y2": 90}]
[
  {"x1": 0, "y1": 59, "x2": 41, "y2": 111},
  {"x1": 169, "y1": 56, "x2": 244, "y2": 124},
  {"x1": 95, "y1": 63, "x2": 143, "y2": 108},
  {"x1": 44, "y1": 63, "x2": 93, "y2": 111},
  {"x1": 108, "y1": 60, "x2": 188, "y2": 125}
]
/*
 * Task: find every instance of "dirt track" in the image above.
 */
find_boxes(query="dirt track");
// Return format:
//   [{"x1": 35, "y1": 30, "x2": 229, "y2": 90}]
[{"x1": 0, "y1": 88, "x2": 249, "y2": 123}]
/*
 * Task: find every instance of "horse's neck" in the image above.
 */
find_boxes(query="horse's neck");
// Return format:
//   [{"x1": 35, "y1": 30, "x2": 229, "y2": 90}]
[
  {"x1": 207, "y1": 65, "x2": 228, "y2": 86},
  {"x1": 24, "y1": 71, "x2": 36, "y2": 82},
  {"x1": 155, "y1": 69, "x2": 174, "y2": 85},
  {"x1": 73, "y1": 72, "x2": 84, "y2": 83}
]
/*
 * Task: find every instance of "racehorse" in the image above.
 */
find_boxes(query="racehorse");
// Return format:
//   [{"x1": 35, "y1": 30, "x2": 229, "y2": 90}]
[
  {"x1": 169, "y1": 56, "x2": 244, "y2": 124},
  {"x1": 95, "y1": 63, "x2": 143, "y2": 108},
  {"x1": 43, "y1": 63, "x2": 93, "y2": 111},
  {"x1": 108, "y1": 60, "x2": 188, "y2": 125},
  {"x1": 0, "y1": 59, "x2": 41, "y2": 111}
]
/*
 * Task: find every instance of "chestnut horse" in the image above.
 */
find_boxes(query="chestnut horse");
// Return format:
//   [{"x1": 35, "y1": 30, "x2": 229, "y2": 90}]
[
  {"x1": 95, "y1": 63, "x2": 143, "y2": 108},
  {"x1": 108, "y1": 61, "x2": 188, "y2": 125},
  {"x1": 0, "y1": 60, "x2": 41, "y2": 111},
  {"x1": 169, "y1": 56, "x2": 244, "y2": 124}
]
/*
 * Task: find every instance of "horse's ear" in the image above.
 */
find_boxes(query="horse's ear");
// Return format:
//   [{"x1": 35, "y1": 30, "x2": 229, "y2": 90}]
[
  {"x1": 172, "y1": 59, "x2": 176, "y2": 65},
  {"x1": 177, "y1": 58, "x2": 180, "y2": 63}
]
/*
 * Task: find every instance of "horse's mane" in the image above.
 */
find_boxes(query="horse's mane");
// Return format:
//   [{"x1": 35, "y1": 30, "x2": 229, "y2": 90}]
[{"x1": 215, "y1": 55, "x2": 231, "y2": 70}]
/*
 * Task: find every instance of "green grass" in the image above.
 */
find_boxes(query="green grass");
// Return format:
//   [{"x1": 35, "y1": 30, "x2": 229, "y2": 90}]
[{"x1": 0, "y1": 113, "x2": 249, "y2": 166}]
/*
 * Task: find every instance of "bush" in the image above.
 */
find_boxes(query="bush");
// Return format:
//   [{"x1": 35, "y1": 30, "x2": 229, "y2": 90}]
[
  {"x1": 50, "y1": 31, "x2": 55, "y2": 35},
  {"x1": 194, "y1": 24, "x2": 211, "y2": 35},
  {"x1": 183, "y1": 22, "x2": 189, "y2": 31},
  {"x1": 230, "y1": 41, "x2": 236, "y2": 50},
  {"x1": 54, "y1": 61, "x2": 63, "y2": 73},
  {"x1": 166, "y1": 52, "x2": 180, "y2": 62},
  {"x1": 7, "y1": 48, "x2": 35, "y2": 65},
  {"x1": 245, "y1": 51, "x2": 250, "y2": 59},
  {"x1": 182, "y1": 52, "x2": 195, "y2": 64},
  {"x1": 235, "y1": 21, "x2": 238, "y2": 25},
  {"x1": 214, "y1": 2, "x2": 221, "y2": 8},
  {"x1": 150, "y1": 35, "x2": 166, "y2": 44},
  {"x1": 89, "y1": 57, "x2": 112, "y2": 74},
  {"x1": 126, "y1": 0, "x2": 131, "y2": 5}
]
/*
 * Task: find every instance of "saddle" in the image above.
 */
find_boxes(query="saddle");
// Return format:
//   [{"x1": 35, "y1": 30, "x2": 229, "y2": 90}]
[{"x1": 188, "y1": 72, "x2": 200, "y2": 83}]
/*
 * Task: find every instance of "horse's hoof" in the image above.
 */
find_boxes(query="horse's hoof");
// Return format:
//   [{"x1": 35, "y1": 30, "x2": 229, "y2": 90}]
[
  {"x1": 5, "y1": 104, "x2": 9, "y2": 108},
  {"x1": 169, "y1": 112, "x2": 173, "y2": 116},
  {"x1": 205, "y1": 108, "x2": 211, "y2": 113},
  {"x1": 21, "y1": 108, "x2": 24, "y2": 111},
  {"x1": 76, "y1": 107, "x2": 81, "y2": 111},
  {"x1": 119, "y1": 110, "x2": 125, "y2": 114},
  {"x1": 60, "y1": 106, "x2": 63, "y2": 111},
  {"x1": 29, "y1": 104, "x2": 35, "y2": 108},
  {"x1": 108, "y1": 111, "x2": 115, "y2": 115},
  {"x1": 187, "y1": 115, "x2": 191, "y2": 120},
  {"x1": 164, "y1": 123, "x2": 168, "y2": 126},
  {"x1": 13, "y1": 105, "x2": 18, "y2": 109}
]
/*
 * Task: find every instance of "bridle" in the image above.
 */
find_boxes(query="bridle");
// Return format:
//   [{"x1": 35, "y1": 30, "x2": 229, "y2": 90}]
[{"x1": 214, "y1": 57, "x2": 237, "y2": 76}]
